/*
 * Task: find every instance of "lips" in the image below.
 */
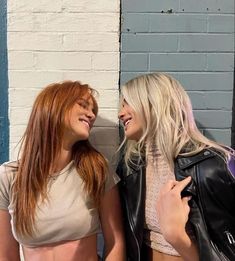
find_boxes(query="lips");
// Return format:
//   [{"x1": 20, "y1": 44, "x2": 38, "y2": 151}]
[
  {"x1": 123, "y1": 118, "x2": 132, "y2": 128},
  {"x1": 79, "y1": 119, "x2": 91, "y2": 129}
]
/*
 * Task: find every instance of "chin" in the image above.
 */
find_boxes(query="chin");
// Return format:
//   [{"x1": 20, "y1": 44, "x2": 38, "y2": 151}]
[
  {"x1": 81, "y1": 135, "x2": 89, "y2": 141},
  {"x1": 125, "y1": 131, "x2": 141, "y2": 141},
  {"x1": 77, "y1": 132, "x2": 90, "y2": 141},
  {"x1": 126, "y1": 133, "x2": 136, "y2": 141}
]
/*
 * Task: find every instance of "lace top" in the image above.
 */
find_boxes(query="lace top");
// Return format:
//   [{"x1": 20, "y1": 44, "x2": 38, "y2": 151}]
[{"x1": 144, "y1": 145, "x2": 180, "y2": 256}]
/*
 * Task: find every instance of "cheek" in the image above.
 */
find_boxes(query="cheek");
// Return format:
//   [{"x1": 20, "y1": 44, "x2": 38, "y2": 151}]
[
  {"x1": 133, "y1": 123, "x2": 143, "y2": 136},
  {"x1": 132, "y1": 118, "x2": 143, "y2": 134},
  {"x1": 133, "y1": 116, "x2": 142, "y2": 128}
]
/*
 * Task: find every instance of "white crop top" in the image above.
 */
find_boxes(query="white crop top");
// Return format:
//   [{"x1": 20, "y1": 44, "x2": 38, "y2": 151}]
[{"x1": 0, "y1": 160, "x2": 119, "y2": 247}]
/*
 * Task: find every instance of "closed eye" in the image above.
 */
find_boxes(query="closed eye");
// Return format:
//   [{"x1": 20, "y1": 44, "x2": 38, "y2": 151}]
[
  {"x1": 77, "y1": 100, "x2": 89, "y2": 109},
  {"x1": 77, "y1": 99, "x2": 95, "y2": 115}
]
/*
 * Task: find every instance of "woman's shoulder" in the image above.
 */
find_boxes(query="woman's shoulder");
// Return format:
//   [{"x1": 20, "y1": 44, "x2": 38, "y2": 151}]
[
  {"x1": 0, "y1": 161, "x2": 18, "y2": 209},
  {"x1": 0, "y1": 160, "x2": 18, "y2": 171},
  {"x1": 0, "y1": 160, "x2": 18, "y2": 184}
]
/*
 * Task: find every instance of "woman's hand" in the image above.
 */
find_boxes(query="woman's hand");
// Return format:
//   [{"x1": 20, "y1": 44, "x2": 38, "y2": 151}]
[
  {"x1": 157, "y1": 177, "x2": 199, "y2": 261},
  {"x1": 157, "y1": 177, "x2": 191, "y2": 243}
]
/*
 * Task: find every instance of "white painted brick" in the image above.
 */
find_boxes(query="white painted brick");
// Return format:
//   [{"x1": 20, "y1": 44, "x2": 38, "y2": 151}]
[
  {"x1": 62, "y1": 0, "x2": 119, "y2": 13},
  {"x1": 9, "y1": 108, "x2": 31, "y2": 125},
  {"x1": 95, "y1": 90, "x2": 119, "y2": 108},
  {"x1": 8, "y1": 52, "x2": 35, "y2": 70},
  {"x1": 10, "y1": 125, "x2": 27, "y2": 139},
  {"x1": 92, "y1": 52, "x2": 119, "y2": 71},
  {"x1": 8, "y1": 0, "x2": 120, "y2": 160},
  {"x1": 9, "y1": 88, "x2": 39, "y2": 108},
  {"x1": 8, "y1": 0, "x2": 63, "y2": 13},
  {"x1": 8, "y1": 13, "x2": 34, "y2": 31},
  {"x1": 43, "y1": 13, "x2": 119, "y2": 32},
  {"x1": 9, "y1": 71, "x2": 64, "y2": 88},
  {"x1": 9, "y1": 143, "x2": 21, "y2": 161},
  {"x1": 8, "y1": 32, "x2": 64, "y2": 51},
  {"x1": 63, "y1": 33, "x2": 119, "y2": 52},
  {"x1": 35, "y1": 52, "x2": 92, "y2": 70},
  {"x1": 9, "y1": 71, "x2": 119, "y2": 90},
  {"x1": 8, "y1": 13, "x2": 119, "y2": 32},
  {"x1": 9, "y1": 135, "x2": 23, "y2": 146},
  {"x1": 9, "y1": 32, "x2": 119, "y2": 52},
  {"x1": 63, "y1": 72, "x2": 119, "y2": 90}
]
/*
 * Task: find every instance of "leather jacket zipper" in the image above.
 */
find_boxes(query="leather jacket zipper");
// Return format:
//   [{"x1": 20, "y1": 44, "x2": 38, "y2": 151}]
[{"x1": 225, "y1": 231, "x2": 235, "y2": 245}]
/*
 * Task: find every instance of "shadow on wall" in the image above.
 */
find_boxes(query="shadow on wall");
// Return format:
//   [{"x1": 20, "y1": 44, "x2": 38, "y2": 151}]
[
  {"x1": 89, "y1": 115, "x2": 121, "y2": 258},
  {"x1": 195, "y1": 120, "x2": 216, "y2": 141},
  {"x1": 89, "y1": 115, "x2": 121, "y2": 171}
]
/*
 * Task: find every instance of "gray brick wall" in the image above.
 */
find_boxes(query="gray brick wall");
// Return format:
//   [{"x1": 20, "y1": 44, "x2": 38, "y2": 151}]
[{"x1": 120, "y1": 0, "x2": 234, "y2": 145}]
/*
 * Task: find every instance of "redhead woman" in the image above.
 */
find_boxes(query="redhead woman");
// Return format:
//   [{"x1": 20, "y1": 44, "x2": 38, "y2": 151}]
[
  {"x1": 0, "y1": 81, "x2": 125, "y2": 261},
  {"x1": 117, "y1": 72, "x2": 235, "y2": 261}
]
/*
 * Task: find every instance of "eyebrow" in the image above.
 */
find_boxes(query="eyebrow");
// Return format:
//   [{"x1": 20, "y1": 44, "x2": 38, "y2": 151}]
[{"x1": 78, "y1": 98, "x2": 89, "y2": 105}]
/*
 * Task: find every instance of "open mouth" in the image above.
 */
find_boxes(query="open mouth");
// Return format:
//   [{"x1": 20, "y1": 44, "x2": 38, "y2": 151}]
[
  {"x1": 123, "y1": 118, "x2": 132, "y2": 127},
  {"x1": 80, "y1": 119, "x2": 90, "y2": 128}
]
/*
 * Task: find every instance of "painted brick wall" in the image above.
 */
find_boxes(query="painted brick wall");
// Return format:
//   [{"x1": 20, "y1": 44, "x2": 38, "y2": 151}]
[
  {"x1": 121, "y1": 0, "x2": 235, "y2": 145},
  {"x1": 7, "y1": 0, "x2": 120, "y2": 163}
]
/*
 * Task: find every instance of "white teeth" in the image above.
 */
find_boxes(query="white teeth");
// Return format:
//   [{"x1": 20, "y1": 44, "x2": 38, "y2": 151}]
[
  {"x1": 125, "y1": 119, "x2": 131, "y2": 126},
  {"x1": 81, "y1": 120, "x2": 89, "y2": 127}
]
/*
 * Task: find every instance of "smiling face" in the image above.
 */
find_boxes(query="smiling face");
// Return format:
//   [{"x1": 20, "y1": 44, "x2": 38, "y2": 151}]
[
  {"x1": 118, "y1": 100, "x2": 143, "y2": 141},
  {"x1": 64, "y1": 96, "x2": 96, "y2": 146}
]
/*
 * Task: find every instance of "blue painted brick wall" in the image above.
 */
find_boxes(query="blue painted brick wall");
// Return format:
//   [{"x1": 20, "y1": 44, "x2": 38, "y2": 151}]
[
  {"x1": 0, "y1": 0, "x2": 9, "y2": 164},
  {"x1": 121, "y1": 0, "x2": 235, "y2": 145}
]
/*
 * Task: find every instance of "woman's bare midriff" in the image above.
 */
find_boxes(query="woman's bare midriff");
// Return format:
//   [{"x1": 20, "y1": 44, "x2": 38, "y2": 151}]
[
  {"x1": 147, "y1": 246, "x2": 184, "y2": 261},
  {"x1": 22, "y1": 234, "x2": 99, "y2": 261}
]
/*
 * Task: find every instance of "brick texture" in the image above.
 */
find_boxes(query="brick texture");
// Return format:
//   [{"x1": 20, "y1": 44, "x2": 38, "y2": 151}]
[
  {"x1": 8, "y1": 0, "x2": 120, "y2": 161},
  {"x1": 121, "y1": 0, "x2": 235, "y2": 145}
]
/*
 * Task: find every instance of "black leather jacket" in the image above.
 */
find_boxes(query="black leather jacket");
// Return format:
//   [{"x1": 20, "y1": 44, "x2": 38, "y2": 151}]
[{"x1": 116, "y1": 149, "x2": 235, "y2": 261}]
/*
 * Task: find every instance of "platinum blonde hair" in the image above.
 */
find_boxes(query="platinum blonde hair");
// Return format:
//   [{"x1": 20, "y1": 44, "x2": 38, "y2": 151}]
[{"x1": 120, "y1": 72, "x2": 232, "y2": 170}]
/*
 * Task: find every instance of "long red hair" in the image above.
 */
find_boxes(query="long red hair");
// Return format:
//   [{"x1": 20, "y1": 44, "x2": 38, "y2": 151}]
[{"x1": 13, "y1": 81, "x2": 107, "y2": 236}]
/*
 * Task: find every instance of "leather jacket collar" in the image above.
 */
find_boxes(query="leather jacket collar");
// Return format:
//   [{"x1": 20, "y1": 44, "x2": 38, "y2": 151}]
[{"x1": 117, "y1": 149, "x2": 235, "y2": 261}]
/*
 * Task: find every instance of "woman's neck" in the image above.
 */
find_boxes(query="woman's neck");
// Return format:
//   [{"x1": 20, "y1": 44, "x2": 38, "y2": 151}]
[{"x1": 53, "y1": 149, "x2": 72, "y2": 173}]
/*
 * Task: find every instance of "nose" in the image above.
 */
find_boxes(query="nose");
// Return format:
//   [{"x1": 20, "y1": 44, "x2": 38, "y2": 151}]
[
  {"x1": 86, "y1": 109, "x2": 96, "y2": 121},
  {"x1": 118, "y1": 107, "x2": 125, "y2": 120}
]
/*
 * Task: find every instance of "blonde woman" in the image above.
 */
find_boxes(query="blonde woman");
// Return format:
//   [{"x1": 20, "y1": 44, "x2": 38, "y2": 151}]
[
  {"x1": 117, "y1": 72, "x2": 235, "y2": 261},
  {"x1": 0, "y1": 81, "x2": 125, "y2": 261}
]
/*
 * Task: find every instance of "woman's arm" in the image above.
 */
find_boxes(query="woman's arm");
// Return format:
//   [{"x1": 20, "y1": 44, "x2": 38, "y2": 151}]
[
  {"x1": 99, "y1": 186, "x2": 126, "y2": 261},
  {"x1": 157, "y1": 177, "x2": 199, "y2": 261},
  {"x1": 0, "y1": 210, "x2": 20, "y2": 261}
]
